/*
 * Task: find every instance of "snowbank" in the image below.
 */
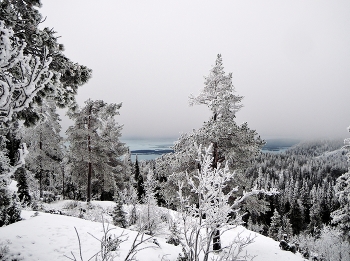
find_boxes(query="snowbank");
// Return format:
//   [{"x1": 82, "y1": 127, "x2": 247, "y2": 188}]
[{"x1": 0, "y1": 210, "x2": 307, "y2": 261}]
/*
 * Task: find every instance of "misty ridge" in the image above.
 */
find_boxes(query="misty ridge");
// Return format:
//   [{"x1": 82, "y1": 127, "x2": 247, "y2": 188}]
[{"x1": 1, "y1": 1, "x2": 350, "y2": 261}]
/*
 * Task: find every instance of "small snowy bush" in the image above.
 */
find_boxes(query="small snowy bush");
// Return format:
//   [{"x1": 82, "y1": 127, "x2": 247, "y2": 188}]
[{"x1": 0, "y1": 188, "x2": 21, "y2": 227}]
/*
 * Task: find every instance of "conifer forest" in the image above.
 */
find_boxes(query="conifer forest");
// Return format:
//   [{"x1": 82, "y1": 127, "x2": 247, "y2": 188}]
[{"x1": 0, "y1": 1, "x2": 349, "y2": 261}]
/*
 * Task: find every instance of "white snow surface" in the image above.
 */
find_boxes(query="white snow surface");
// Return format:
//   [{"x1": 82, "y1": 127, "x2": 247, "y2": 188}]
[{"x1": 0, "y1": 201, "x2": 307, "y2": 261}]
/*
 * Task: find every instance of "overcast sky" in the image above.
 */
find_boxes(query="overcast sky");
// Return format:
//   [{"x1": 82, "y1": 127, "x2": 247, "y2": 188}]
[{"x1": 40, "y1": 0, "x2": 350, "y2": 140}]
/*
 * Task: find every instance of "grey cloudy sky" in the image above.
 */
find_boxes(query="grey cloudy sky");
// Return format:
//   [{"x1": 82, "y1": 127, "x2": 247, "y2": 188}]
[{"x1": 40, "y1": 0, "x2": 350, "y2": 140}]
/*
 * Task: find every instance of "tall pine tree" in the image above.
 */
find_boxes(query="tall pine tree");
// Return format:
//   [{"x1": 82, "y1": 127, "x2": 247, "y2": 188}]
[
  {"x1": 66, "y1": 99, "x2": 126, "y2": 202},
  {"x1": 171, "y1": 54, "x2": 266, "y2": 250},
  {"x1": 19, "y1": 99, "x2": 63, "y2": 197}
]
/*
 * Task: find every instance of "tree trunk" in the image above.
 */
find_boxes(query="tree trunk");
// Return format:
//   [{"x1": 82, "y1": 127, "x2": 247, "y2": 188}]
[
  {"x1": 61, "y1": 165, "x2": 65, "y2": 200},
  {"x1": 87, "y1": 105, "x2": 92, "y2": 202},
  {"x1": 213, "y1": 228, "x2": 221, "y2": 251},
  {"x1": 212, "y1": 142, "x2": 222, "y2": 251},
  {"x1": 87, "y1": 161, "x2": 92, "y2": 202},
  {"x1": 39, "y1": 132, "x2": 43, "y2": 198}
]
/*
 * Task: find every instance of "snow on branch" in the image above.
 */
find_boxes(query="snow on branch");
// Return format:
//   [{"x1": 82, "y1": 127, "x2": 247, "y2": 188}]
[
  {"x1": 0, "y1": 21, "x2": 53, "y2": 124},
  {"x1": 231, "y1": 186, "x2": 279, "y2": 209}
]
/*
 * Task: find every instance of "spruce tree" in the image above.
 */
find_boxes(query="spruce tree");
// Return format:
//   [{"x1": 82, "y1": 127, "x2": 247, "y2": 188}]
[
  {"x1": 288, "y1": 199, "x2": 304, "y2": 235},
  {"x1": 15, "y1": 167, "x2": 31, "y2": 205},
  {"x1": 134, "y1": 156, "x2": 145, "y2": 201},
  {"x1": 112, "y1": 194, "x2": 127, "y2": 228},
  {"x1": 268, "y1": 209, "x2": 282, "y2": 241},
  {"x1": 281, "y1": 215, "x2": 293, "y2": 239}
]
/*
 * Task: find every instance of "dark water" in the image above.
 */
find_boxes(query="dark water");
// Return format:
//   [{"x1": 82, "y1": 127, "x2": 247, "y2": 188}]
[
  {"x1": 121, "y1": 138, "x2": 300, "y2": 161},
  {"x1": 262, "y1": 139, "x2": 300, "y2": 153}
]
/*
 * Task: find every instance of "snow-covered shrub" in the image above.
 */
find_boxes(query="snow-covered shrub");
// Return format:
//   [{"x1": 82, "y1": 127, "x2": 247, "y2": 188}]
[
  {"x1": 176, "y1": 145, "x2": 246, "y2": 261},
  {"x1": 30, "y1": 200, "x2": 44, "y2": 211},
  {"x1": 42, "y1": 191, "x2": 56, "y2": 203},
  {"x1": 63, "y1": 200, "x2": 81, "y2": 210},
  {"x1": 246, "y1": 216, "x2": 264, "y2": 234},
  {"x1": 315, "y1": 226, "x2": 350, "y2": 261},
  {"x1": 0, "y1": 241, "x2": 9, "y2": 260},
  {"x1": 137, "y1": 203, "x2": 165, "y2": 235},
  {"x1": 0, "y1": 188, "x2": 21, "y2": 227},
  {"x1": 0, "y1": 240, "x2": 23, "y2": 261},
  {"x1": 166, "y1": 220, "x2": 181, "y2": 246},
  {"x1": 135, "y1": 169, "x2": 165, "y2": 235},
  {"x1": 292, "y1": 226, "x2": 350, "y2": 261}
]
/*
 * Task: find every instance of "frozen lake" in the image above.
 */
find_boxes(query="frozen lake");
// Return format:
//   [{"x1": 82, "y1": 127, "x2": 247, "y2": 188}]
[{"x1": 121, "y1": 138, "x2": 299, "y2": 161}]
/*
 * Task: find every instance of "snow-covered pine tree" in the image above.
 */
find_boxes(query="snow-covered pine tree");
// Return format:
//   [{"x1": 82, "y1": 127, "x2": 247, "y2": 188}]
[
  {"x1": 281, "y1": 215, "x2": 293, "y2": 240},
  {"x1": 66, "y1": 99, "x2": 126, "y2": 202},
  {"x1": 141, "y1": 168, "x2": 159, "y2": 235},
  {"x1": 112, "y1": 193, "x2": 127, "y2": 228},
  {"x1": 99, "y1": 115, "x2": 126, "y2": 200},
  {"x1": 15, "y1": 166, "x2": 31, "y2": 205},
  {"x1": 121, "y1": 149, "x2": 133, "y2": 188},
  {"x1": 19, "y1": 99, "x2": 63, "y2": 198},
  {"x1": 170, "y1": 54, "x2": 267, "y2": 250},
  {"x1": 123, "y1": 185, "x2": 138, "y2": 226},
  {"x1": 268, "y1": 209, "x2": 282, "y2": 241}
]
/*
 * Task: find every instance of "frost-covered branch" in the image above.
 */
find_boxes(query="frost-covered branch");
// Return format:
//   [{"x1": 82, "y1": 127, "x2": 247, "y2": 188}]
[
  {"x1": 231, "y1": 186, "x2": 279, "y2": 209},
  {"x1": 0, "y1": 21, "x2": 53, "y2": 124}
]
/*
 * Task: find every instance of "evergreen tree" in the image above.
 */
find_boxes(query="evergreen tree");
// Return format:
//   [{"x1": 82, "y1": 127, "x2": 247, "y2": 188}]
[
  {"x1": 0, "y1": 0, "x2": 92, "y2": 125},
  {"x1": 142, "y1": 169, "x2": 158, "y2": 235},
  {"x1": 112, "y1": 194, "x2": 127, "y2": 228},
  {"x1": 268, "y1": 209, "x2": 282, "y2": 241},
  {"x1": 66, "y1": 99, "x2": 126, "y2": 202},
  {"x1": 171, "y1": 54, "x2": 266, "y2": 250},
  {"x1": 19, "y1": 99, "x2": 63, "y2": 197},
  {"x1": 134, "y1": 156, "x2": 145, "y2": 201},
  {"x1": 281, "y1": 215, "x2": 293, "y2": 239},
  {"x1": 15, "y1": 167, "x2": 31, "y2": 205},
  {"x1": 289, "y1": 200, "x2": 304, "y2": 235}
]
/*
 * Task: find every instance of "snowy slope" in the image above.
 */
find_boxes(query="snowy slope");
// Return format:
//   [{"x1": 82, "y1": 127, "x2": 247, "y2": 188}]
[
  {"x1": 0, "y1": 209, "x2": 306, "y2": 261},
  {"x1": 0, "y1": 210, "x2": 180, "y2": 261}
]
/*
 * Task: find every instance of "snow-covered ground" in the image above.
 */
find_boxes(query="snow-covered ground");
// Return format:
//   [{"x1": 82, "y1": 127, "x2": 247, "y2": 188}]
[{"x1": 0, "y1": 201, "x2": 307, "y2": 261}]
